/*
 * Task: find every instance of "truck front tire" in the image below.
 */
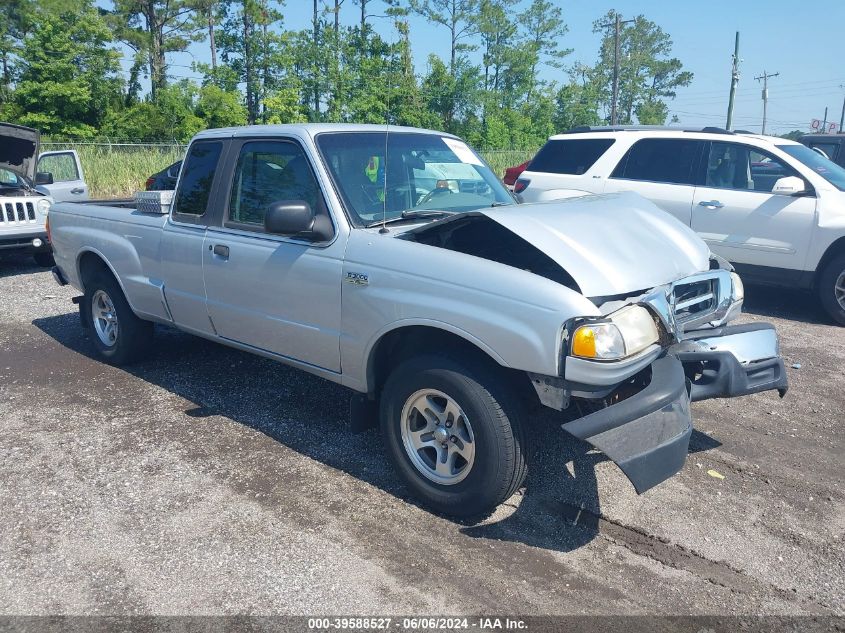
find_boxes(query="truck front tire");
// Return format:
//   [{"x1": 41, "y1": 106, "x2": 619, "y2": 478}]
[
  {"x1": 82, "y1": 272, "x2": 153, "y2": 365},
  {"x1": 818, "y1": 252, "x2": 845, "y2": 326},
  {"x1": 380, "y1": 354, "x2": 527, "y2": 518}
]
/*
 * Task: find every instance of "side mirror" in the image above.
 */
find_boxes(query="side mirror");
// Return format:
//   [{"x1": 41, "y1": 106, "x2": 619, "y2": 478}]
[
  {"x1": 772, "y1": 176, "x2": 808, "y2": 196},
  {"x1": 35, "y1": 171, "x2": 54, "y2": 185},
  {"x1": 265, "y1": 200, "x2": 315, "y2": 235},
  {"x1": 264, "y1": 200, "x2": 334, "y2": 242}
]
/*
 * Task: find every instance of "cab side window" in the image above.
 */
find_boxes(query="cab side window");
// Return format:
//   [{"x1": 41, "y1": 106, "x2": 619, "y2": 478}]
[
  {"x1": 611, "y1": 139, "x2": 701, "y2": 185},
  {"x1": 172, "y1": 141, "x2": 223, "y2": 218},
  {"x1": 706, "y1": 142, "x2": 795, "y2": 193},
  {"x1": 228, "y1": 141, "x2": 322, "y2": 229}
]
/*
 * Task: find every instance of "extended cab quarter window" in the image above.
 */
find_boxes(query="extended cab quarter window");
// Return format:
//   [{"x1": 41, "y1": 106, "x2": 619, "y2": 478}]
[
  {"x1": 529, "y1": 139, "x2": 615, "y2": 175},
  {"x1": 228, "y1": 141, "x2": 323, "y2": 229},
  {"x1": 172, "y1": 141, "x2": 223, "y2": 218},
  {"x1": 611, "y1": 138, "x2": 700, "y2": 185}
]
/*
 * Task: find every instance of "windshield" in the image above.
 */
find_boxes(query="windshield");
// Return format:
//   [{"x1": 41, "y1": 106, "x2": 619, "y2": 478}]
[
  {"x1": 316, "y1": 131, "x2": 513, "y2": 226},
  {"x1": 778, "y1": 144, "x2": 845, "y2": 191}
]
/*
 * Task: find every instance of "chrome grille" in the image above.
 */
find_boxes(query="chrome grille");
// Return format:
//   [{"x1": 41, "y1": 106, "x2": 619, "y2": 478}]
[
  {"x1": 0, "y1": 201, "x2": 36, "y2": 225},
  {"x1": 672, "y1": 278, "x2": 717, "y2": 324}
]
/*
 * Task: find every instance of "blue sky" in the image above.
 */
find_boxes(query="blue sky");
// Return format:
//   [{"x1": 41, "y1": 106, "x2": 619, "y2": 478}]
[{"x1": 116, "y1": 0, "x2": 845, "y2": 136}]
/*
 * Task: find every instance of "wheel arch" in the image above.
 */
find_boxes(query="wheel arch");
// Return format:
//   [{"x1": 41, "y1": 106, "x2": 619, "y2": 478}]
[
  {"x1": 76, "y1": 249, "x2": 136, "y2": 312},
  {"x1": 365, "y1": 324, "x2": 537, "y2": 407},
  {"x1": 814, "y1": 236, "x2": 845, "y2": 287}
]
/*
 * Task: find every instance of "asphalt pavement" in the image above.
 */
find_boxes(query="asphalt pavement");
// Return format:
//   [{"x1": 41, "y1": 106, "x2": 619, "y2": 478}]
[{"x1": 0, "y1": 256, "x2": 842, "y2": 617}]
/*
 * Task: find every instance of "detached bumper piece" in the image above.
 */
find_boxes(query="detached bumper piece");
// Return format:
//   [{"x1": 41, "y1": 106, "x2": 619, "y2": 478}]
[
  {"x1": 562, "y1": 355, "x2": 692, "y2": 494},
  {"x1": 559, "y1": 321, "x2": 787, "y2": 495},
  {"x1": 672, "y1": 322, "x2": 788, "y2": 402}
]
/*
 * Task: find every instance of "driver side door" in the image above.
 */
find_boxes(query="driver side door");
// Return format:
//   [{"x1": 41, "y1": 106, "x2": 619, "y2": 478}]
[
  {"x1": 202, "y1": 138, "x2": 345, "y2": 372},
  {"x1": 691, "y1": 141, "x2": 816, "y2": 273}
]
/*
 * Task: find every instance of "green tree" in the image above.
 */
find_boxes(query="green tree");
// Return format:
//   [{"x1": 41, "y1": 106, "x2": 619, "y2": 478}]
[
  {"x1": 421, "y1": 53, "x2": 481, "y2": 133},
  {"x1": 410, "y1": 0, "x2": 478, "y2": 74},
  {"x1": 476, "y1": 0, "x2": 515, "y2": 94},
  {"x1": 109, "y1": 0, "x2": 197, "y2": 101},
  {"x1": 11, "y1": 2, "x2": 123, "y2": 137},
  {"x1": 217, "y1": 0, "x2": 283, "y2": 124},
  {"x1": 553, "y1": 77, "x2": 602, "y2": 132},
  {"x1": 590, "y1": 11, "x2": 692, "y2": 124},
  {"x1": 195, "y1": 83, "x2": 248, "y2": 128},
  {"x1": 518, "y1": 0, "x2": 571, "y2": 100}
]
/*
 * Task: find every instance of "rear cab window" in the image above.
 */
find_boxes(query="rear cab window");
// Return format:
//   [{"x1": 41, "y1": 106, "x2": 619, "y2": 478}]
[
  {"x1": 171, "y1": 140, "x2": 224, "y2": 224},
  {"x1": 611, "y1": 138, "x2": 702, "y2": 185},
  {"x1": 528, "y1": 138, "x2": 615, "y2": 175}
]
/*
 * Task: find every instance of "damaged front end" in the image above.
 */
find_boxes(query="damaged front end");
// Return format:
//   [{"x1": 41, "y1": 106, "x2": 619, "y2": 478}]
[{"x1": 532, "y1": 265, "x2": 787, "y2": 494}]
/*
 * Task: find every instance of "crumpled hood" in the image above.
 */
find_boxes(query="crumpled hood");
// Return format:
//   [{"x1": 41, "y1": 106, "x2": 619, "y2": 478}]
[
  {"x1": 0, "y1": 123, "x2": 40, "y2": 182},
  {"x1": 483, "y1": 191, "x2": 711, "y2": 297}
]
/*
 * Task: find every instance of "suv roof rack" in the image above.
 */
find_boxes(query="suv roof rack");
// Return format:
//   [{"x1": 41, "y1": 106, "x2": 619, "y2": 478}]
[{"x1": 563, "y1": 125, "x2": 736, "y2": 135}]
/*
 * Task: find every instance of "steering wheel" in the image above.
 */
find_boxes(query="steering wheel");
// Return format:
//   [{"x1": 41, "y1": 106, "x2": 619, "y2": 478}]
[
  {"x1": 418, "y1": 187, "x2": 455, "y2": 206},
  {"x1": 359, "y1": 183, "x2": 384, "y2": 206}
]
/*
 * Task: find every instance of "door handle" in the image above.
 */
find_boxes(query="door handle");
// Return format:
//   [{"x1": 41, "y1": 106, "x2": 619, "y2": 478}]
[
  {"x1": 70, "y1": 187, "x2": 85, "y2": 194},
  {"x1": 212, "y1": 244, "x2": 229, "y2": 259},
  {"x1": 698, "y1": 200, "x2": 724, "y2": 209}
]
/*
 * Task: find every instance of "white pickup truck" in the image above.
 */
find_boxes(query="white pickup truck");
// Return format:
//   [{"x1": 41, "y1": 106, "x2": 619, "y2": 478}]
[{"x1": 49, "y1": 124, "x2": 788, "y2": 517}]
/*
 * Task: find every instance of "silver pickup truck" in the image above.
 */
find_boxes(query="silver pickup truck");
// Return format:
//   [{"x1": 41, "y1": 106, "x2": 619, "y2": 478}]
[{"x1": 49, "y1": 124, "x2": 788, "y2": 517}]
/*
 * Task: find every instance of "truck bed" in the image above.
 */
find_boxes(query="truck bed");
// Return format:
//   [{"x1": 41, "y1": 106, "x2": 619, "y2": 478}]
[{"x1": 49, "y1": 200, "x2": 172, "y2": 324}]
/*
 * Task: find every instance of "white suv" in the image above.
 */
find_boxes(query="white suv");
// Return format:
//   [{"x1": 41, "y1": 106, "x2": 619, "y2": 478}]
[{"x1": 516, "y1": 126, "x2": 845, "y2": 325}]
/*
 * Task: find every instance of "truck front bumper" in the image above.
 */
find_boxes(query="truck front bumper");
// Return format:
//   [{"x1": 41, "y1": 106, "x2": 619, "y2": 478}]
[{"x1": 559, "y1": 321, "x2": 786, "y2": 494}]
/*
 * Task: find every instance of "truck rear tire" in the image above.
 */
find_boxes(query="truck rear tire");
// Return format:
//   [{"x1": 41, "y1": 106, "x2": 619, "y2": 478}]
[
  {"x1": 380, "y1": 354, "x2": 527, "y2": 518},
  {"x1": 818, "y1": 253, "x2": 845, "y2": 326},
  {"x1": 82, "y1": 272, "x2": 153, "y2": 365}
]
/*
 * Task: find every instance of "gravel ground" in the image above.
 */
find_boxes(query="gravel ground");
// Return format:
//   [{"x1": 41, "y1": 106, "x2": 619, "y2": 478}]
[{"x1": 0, "y1": 255, "x2": 842, "y2": 617}]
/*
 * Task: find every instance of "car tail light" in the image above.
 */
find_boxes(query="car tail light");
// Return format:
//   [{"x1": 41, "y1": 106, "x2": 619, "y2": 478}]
[
  {"x1": 514, "y1": 178, "x2": 530, "y2": 194},
  {"x1": 145, "y1": 177, "x2": 155, "y2": 190}
]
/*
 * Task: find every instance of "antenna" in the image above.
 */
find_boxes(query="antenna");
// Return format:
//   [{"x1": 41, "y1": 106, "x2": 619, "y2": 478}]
[{"x1": 379, "y1": 70, "x2": 390, "y2": 234}]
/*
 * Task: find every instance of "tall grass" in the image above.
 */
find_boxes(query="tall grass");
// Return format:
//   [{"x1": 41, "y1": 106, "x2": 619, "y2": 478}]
[
  {"x1": 480, "y1": 149, "x2": 536, "y2": 177},
  {"x1": 43, "y1": 144, "x2": 185, "y2": 199},
  {"x1": 45, "y1": 143, "x2": 537, "y2": 199}
]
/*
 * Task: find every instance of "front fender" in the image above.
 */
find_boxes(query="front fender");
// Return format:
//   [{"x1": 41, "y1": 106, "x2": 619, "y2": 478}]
[{"x1": 339, "y1": 230, "x2": 601, "y2": 392}]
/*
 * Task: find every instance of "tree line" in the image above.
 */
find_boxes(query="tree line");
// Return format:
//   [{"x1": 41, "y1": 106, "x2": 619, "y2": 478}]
[{"x1": 0, "y1": 0, "x2": 694, "y2": 148}]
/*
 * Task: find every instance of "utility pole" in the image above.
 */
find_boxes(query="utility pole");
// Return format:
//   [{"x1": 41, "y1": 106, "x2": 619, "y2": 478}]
[
  {"x1": 726, "y1": 32, "x2": 741, "y2": 130},
  {"x1": 754, "y1": 70, "x2": 779, "y2": 135},
  {"x1": 601, "y1": 13, "x2": 634, "y2": 125},
  {"x1": 839, "y1": 85, "x2": 844, "y2": 134},
  {"x1": 822, "y1": 106, "x2": 828, "y2": 134}
]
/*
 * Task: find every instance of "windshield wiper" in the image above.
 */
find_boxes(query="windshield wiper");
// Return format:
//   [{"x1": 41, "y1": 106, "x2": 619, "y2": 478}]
[{"x1": 366, "y1": 209, "x2": 455, "y2": 228}]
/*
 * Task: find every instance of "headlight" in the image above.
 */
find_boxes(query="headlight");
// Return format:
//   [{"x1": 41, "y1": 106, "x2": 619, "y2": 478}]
[
  {"x1": 730, "y1": 272, "x2": 744, "y2": 302},
  {"x1": 571, "y1": 305, "x2": 659, "y2": 360},
  {"x1": 37, "y1": 198, "x2": 51, "y2": 215}
]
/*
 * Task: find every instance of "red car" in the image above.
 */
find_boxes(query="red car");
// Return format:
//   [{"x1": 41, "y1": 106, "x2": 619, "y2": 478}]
[{"x1": 503, "y1": 160, "x2": 530, "y2": 189}]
